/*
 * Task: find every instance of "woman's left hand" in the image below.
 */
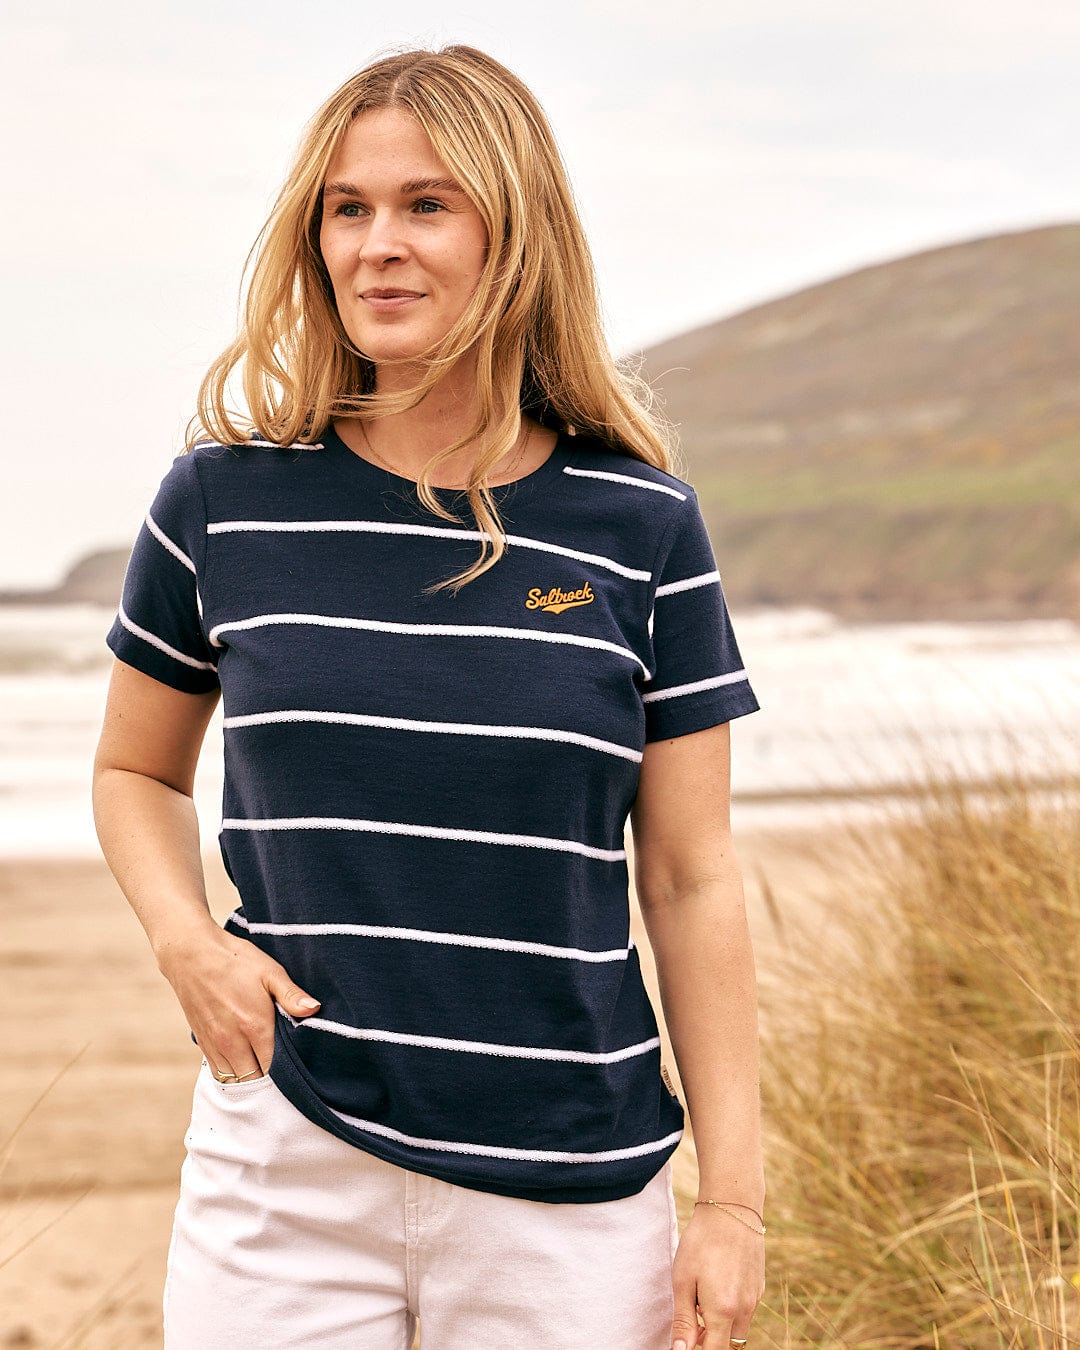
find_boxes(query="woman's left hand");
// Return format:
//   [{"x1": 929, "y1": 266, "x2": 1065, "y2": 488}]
[{"x1": 668, "y1": 1205, "x2": 766, "y2": 1349}]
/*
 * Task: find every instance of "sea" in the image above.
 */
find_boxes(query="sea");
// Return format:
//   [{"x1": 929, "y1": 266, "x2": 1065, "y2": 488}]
[{"x1": 1, "y1": 603, "x2": 1078, "y2": 858}]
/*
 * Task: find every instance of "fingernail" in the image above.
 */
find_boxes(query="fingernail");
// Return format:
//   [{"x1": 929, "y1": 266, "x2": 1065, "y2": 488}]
[
  {"x1": 673, "y1": 1342, "x2": 687, "y2": 1350},
  {"x1": 298, "y1": 997, "x2": 320, "y2": 1009}
]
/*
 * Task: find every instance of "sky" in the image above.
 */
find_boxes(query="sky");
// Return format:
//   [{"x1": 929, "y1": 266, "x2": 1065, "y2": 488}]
[{"x1": 5, "y1": 0, "x2": 1080, "y2": 588}]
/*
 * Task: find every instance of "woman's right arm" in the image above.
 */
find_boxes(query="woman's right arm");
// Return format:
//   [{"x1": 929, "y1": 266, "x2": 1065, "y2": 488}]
[{"x1": 91, "y1": 657, "x2": 322, "y2": 1079}]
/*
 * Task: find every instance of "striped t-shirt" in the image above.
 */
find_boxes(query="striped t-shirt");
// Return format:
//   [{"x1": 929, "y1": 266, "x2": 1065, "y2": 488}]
[{"x1": 105, "y1": 421, "x2": 761, "y2": 1203}]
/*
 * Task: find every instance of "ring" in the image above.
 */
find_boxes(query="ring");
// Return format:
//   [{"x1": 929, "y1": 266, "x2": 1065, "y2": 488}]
[
  {"x1": 730, "y1": 1341, "x2": 748, "y2": 1347},
  {"x1": 214, "y1": 1070, "x2": 239, "y2": 1082}
]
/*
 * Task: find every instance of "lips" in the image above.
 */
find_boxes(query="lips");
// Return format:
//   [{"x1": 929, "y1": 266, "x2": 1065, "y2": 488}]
[{"x1": 359, "y1": 288, "x2": 425, "y2": 314}]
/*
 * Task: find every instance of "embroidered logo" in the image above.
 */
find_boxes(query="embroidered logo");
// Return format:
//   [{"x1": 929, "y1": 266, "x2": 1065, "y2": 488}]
[
  {"x1": 525, "y1": 582, "x2": 595, "y2": 615},
  {"x1": 660, "y1": 1063, "x2": 679, "y2": 1099}
]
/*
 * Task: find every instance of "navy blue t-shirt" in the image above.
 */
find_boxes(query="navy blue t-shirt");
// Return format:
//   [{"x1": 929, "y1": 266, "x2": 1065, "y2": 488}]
[{"x1": 105, "y1": 422, "x2": 761, "y2": 1203}]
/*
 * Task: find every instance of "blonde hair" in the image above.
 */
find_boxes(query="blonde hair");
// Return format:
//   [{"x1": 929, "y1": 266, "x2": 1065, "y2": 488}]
[{"x1": 185, "y1": 43, "x2": 683, "y2": 592}]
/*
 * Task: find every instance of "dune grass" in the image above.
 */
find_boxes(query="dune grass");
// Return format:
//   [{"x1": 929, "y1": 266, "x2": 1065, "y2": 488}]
[{"x1": 751, "y1": 766, "x2": 1080, "y2": 1347}]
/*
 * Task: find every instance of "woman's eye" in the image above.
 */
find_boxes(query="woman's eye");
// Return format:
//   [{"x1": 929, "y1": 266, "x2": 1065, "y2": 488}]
[{"x1": 331, "y1": 200, "x2": 442, "y2": 218}]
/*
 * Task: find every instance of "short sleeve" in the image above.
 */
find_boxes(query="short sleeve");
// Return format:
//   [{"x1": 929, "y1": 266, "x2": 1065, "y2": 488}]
[
  {"x1": 105, "y1": 452, "x2": 220, "y2": 694},
  {"x1": 641, "y1": 488, "x2": 760, "y2": 742}
]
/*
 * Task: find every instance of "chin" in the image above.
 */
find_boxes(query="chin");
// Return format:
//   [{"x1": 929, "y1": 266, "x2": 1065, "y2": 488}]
[{"x1": 351, "y1": 333, "x2": 436, "y2": 367}]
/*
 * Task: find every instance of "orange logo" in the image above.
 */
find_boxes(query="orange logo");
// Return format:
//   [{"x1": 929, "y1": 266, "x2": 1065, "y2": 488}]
[{"x1": 525, "y1": 581, "x2": 595, "y2": 615}]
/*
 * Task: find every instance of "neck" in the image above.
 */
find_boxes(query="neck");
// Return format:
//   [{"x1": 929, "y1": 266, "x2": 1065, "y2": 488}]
[
  {"x1": 363, "y1": 353, "x2": 483, "y2": 473},
  {"x1": 334, "y1": 352, "x2": 557, "y2": 486}
]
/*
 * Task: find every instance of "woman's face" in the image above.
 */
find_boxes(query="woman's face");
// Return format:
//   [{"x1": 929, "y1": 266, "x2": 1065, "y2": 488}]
[{"x1": 319, "y1": 106, "x2": 489, "y2": 372}]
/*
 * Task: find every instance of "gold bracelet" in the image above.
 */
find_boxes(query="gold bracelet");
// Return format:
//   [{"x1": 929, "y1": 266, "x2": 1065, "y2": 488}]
[
  {"x1": 694, "y1": 1200, "x2": 766, "y2": 1235},
  {"x1": 708, "y1": 1200, "x2": 765, "y2": 1225}
]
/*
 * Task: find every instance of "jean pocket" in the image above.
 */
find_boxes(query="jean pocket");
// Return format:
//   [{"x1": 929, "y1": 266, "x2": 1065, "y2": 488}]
[{"x1": 200, "y1": 1057, "x2": 276, "y2": 1097}]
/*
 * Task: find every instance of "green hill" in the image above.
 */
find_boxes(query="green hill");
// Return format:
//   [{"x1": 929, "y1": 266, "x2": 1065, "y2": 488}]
[{"x1": 640, "y1": 221, "x2": 1080, "y2": 620}]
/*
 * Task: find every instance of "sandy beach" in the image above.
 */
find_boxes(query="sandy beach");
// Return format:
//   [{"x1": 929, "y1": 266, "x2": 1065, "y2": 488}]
[{"x1": 0, "y1": 821, "x2": 877, "y2": 1347}]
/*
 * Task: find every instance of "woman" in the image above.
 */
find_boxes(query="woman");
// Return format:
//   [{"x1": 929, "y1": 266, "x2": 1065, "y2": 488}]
[{"x1": 92, "y1": 44, "x2": 766, "y2": 1350}]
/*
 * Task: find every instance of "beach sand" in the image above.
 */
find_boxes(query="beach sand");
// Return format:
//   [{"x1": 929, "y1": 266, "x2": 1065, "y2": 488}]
[{"x1": 0, "y1": 820, "x2": 879, "y2": 1347}]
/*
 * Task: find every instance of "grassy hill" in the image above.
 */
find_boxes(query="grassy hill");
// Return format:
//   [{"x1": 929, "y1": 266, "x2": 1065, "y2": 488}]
[{"x1": 640, "y1": 221, "x2": 1080, "y2": 620}]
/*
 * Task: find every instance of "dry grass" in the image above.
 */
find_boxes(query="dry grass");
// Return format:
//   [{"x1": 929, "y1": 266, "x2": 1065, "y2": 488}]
[{"x1": 752, "y1": 763, "x2": 1080, "y2": 1347}]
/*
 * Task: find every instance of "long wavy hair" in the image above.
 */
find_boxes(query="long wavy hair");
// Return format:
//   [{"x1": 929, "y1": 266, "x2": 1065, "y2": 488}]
[{"x1": 185, "y1": 43, "x2": 683, "y2": 593}]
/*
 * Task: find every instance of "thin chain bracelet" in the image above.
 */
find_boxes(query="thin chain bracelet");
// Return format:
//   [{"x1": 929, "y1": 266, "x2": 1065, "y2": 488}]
[
  {"x1": 694, "y1": 1200, "x2": 767, "y2": 1236},
  {"x1": 709, "y1": 1200, "x2": 765, "y2": 1224}
]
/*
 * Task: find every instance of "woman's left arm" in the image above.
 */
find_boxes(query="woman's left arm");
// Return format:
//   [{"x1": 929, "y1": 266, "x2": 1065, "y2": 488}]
[{"x1": 630, "y1": 719, "x2": 766, "y2": 1350}]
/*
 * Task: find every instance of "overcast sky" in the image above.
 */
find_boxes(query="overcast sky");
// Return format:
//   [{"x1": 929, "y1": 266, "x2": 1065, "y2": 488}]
[{"x1": 5, "y1": 0, "x2": 1079, "y2": 587}]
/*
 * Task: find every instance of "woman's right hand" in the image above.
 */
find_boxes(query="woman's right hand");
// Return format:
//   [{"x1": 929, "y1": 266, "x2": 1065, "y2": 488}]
[{"x1": 156, "y1": 925, "x2": 321, "y2": 1081}]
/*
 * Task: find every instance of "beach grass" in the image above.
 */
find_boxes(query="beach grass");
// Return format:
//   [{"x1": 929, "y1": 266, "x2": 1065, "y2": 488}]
[{"x1": 747, "y1": 761, "x2": 1080, "y2": 1346}]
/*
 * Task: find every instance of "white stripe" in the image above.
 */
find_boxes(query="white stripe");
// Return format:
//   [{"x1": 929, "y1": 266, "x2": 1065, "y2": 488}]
[
  {"x1": 193, "y1": 438, "x2": 323, "y2": 451},
  {"x1": 282, "y1": 1007, "x2": 659, "y2": 1065},
  {"x1": 563, "y1": 464, "x2": 688, "y2": 501},
  {"x1": 116, "y1": 602, "x2": 217, "y2": 671},
  {"x1": 207, "y1": 613, "x2": 650, "y2": 676},
  {"x1": 655, "y1": 569, "x2": 721, "y2": 598},
  {"x1": 228, "y1": 909, "x2": 635, "y2": 961},
  {"x1": 145, "y1": 512, "x2": 195, "y2": 573},
  {"x1": 206, "y1": 519, "x2": 652, "y2": 582},
  {"x1": 221, "y1": 815, "x2": 626, "y2": 861},
  {"x1": 142, "y1": 500, "x2": 209, "y2": 646},
  {"x1": 221, "y1": 708, "x2": 642, "y2": 763},
  {"x1": 328, "y1": 1105, "x2": 683, "y2": 1164},
  {"x1": 641, "y1": 669, "x2": 749, "y2": 702},
  {"x1": 247, "y1": 440, "x2": 324, "y2": 450}
]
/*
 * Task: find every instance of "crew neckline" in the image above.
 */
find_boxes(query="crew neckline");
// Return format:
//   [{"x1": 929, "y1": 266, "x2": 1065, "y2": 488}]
[{"x1": 321, "y1": 420, "x2": 577, "y2": 509}]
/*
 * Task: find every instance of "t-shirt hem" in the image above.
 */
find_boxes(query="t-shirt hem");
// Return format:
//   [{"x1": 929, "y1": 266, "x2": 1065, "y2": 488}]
[
  {"x1": 106, "y1": 626, "x2": 221, "y2": 695},
  {"x1": 644, "y1": 684, "x2": 762, "y2": 743},
  {"x1": 265, "y1": 1013, "x2": 683, "y2": 1205}
]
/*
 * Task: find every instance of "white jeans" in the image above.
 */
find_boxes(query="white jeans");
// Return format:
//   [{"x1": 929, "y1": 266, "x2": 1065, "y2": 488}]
[{"x1": 163, "y1": 1058, "x2": 679, "y2": 1348}]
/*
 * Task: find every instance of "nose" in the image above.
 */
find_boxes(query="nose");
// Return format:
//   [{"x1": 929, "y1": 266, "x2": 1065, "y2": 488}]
[{"x1": 358, "y1": 207, "x2": 409, "y2": 268}]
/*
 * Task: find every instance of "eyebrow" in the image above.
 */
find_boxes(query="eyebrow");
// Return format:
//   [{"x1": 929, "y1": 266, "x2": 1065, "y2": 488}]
[{"x1": 322, "y1": 177, "x2": 466, "y2": 199}]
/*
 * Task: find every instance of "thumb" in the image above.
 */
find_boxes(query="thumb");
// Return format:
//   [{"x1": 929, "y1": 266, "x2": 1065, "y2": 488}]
[{"x1": 271, "y1": 975, "x2": 321, "y2": 1017}]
